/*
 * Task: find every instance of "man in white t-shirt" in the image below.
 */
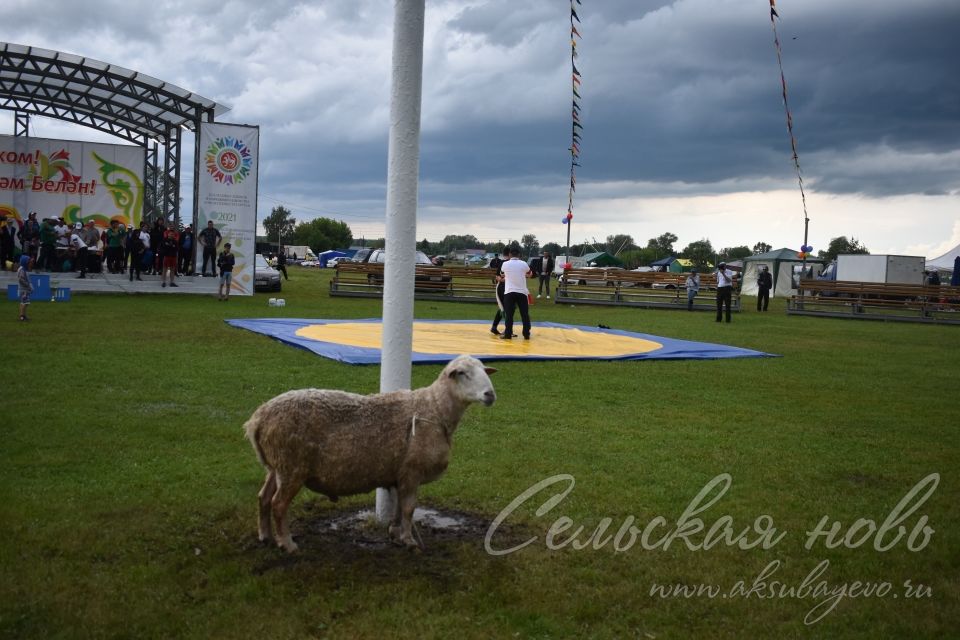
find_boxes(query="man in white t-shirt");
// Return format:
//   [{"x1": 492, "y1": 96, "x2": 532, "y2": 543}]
[
  {"x1": 500, "y1": 247, "x2": 533, "y2": 340},
  {"x1": 55, "y1": 218, "x2": 70, "y2": 248},
  {"x1": 715, "y1": 261, "x2": 741, "y2": 323},
  {"x1": 69, "y1": 222, "x2": 89, "y2": 279}
]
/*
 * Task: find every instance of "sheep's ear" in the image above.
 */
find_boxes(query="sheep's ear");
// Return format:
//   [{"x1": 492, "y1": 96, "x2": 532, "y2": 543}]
[
  {"x1": 448, "y1": 368, "x2": 463, "y2": 379},
  {"x1": 484, "y1": 367, "x2": 497, "y2": 375}
]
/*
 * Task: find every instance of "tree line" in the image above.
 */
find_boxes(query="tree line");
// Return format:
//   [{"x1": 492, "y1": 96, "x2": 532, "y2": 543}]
[
  {"x1": 260, "y1": 205, "x2": 869, "y2": 267},
  {"x1": 261, "y1": 206, "x2": 353, "y2": 253}
]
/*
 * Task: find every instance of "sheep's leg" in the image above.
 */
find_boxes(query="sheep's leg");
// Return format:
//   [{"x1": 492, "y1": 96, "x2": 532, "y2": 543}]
[
  {"x1": 397, "y1": 485, "x2": 422, "y2": 550},
  {"x1": 257, "y1": 470, "x2": 277, "y2": 543},
  {"x1": 388, "y1": 487, "x2": 403, "y2": 541},
  {"x1": 271, "y1": 473, "x2": 302, "y2": 553}
]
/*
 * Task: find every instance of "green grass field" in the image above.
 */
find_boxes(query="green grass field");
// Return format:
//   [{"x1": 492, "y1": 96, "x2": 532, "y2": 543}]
[{"x1": 2, "y1": 267, "x2": 958, "y2": 639}]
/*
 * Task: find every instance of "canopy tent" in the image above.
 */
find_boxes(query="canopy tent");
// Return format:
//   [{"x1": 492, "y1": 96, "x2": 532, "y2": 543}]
[
  {"x1": 318, "y1": 250, "x2": 348, "y2": 267},
  {"x1": 741, "y1": 248, "x2": 824, "y2": 297},
  {"x1": 650, "y1": 256, "x2": 677, "y2": 271},
  {"x1": 926, "y1": 244, "x2": 960, "y2": 272},
  {"x1": 649, "y1": 256, "x2": 713, "y2": 273},
  {"x1": 580, "y1": 251, "x2": 624, "y2": 268}
]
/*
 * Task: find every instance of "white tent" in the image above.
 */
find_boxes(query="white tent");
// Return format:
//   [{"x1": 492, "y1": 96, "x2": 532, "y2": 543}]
[
  {"x1": 926, "y1": 244, "x2": 960, "y2": 271},
  {"x1": 741, "y1": 248, "x2": 824, "y2": 298}
]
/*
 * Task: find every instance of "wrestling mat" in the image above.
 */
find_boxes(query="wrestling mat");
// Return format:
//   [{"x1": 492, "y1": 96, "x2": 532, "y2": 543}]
[{"x1": 226, "y1": 318, "x2": 776, "y2": 364}]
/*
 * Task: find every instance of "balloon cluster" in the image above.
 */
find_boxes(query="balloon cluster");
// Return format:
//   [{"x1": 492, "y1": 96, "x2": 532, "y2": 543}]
[
  {"x1": 797, "y1": 244, "x2": 813, "y2": 259},
  {"x1": 561, "y1": 212, "x2": 574, "y2": 225}
]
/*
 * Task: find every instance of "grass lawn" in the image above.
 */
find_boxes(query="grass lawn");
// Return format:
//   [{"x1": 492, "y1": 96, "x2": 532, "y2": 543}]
[{"x1": 2, "y1": 267, "x2": 958, "y2": 639}]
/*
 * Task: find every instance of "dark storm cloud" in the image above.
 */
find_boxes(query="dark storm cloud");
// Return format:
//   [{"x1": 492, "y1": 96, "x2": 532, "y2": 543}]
[
  {"x1": 2, "y1": 0, "x2": 958, "y2": 249},
  {"x1": 421, "y1": 0, "x2": 960, "y2": 198}
]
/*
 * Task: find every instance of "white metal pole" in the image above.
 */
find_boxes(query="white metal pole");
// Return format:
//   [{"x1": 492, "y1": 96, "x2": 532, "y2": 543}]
[{"x1": 376, "y1": 0, "x2": 425, "y2": 523}]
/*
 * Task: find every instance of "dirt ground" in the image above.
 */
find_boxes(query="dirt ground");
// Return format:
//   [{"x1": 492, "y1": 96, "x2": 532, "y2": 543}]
[{"x1": 249, "y1": 500, "x2": 525, "y2": 575}]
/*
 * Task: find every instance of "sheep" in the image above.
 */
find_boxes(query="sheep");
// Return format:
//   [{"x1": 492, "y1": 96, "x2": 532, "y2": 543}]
[{"x1": 244, "y1": 354, "x2": 497, "y2": 552}]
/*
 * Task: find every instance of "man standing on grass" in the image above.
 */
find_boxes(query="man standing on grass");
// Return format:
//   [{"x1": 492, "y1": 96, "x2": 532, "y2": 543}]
[
  {"x1": 217, "y1": 242, "x2": 235, "y2": 301},
  {"x1": 276, "y1": 248, "x2": 289, "y2": 280},
  {"x1": 537, "y1": 251, "x2": 555, "y2": 299},
  {"x1": 686, "y1": 269, "x2": 700, "y2": 311},
  {"x1": 757, "y1": 265, "x2": 773, "y2": 312},
  {"x1": 499, "y1": 247, "x2": 533, "y2": 340},
  {"x1": 715, "y1": 261, "x2": 741, "y2": 323}
]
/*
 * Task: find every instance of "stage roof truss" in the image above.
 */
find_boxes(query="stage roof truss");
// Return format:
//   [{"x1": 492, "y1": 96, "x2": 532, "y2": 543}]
[
  {"x1": 1, "y1": 41, "x2": 230, "y2": 224},
  {"x1": 1, "y1": 42, "x2": 228, "y2": 142}
]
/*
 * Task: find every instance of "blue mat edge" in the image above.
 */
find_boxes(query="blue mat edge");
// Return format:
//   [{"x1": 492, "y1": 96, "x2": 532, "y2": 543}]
[{"x1": 225, "y1": 318, "x2": 779, "y2": 365}]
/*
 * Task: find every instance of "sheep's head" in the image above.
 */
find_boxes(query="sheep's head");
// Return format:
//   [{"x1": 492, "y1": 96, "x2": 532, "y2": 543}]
[{"x1": 442, "y1": 355, "x2": 497, "y2": 407}]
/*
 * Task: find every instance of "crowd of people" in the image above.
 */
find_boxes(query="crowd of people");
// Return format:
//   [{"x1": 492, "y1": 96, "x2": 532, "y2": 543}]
[{"x1": 1, "y1": 213, "x2": 229, "y2": 288}]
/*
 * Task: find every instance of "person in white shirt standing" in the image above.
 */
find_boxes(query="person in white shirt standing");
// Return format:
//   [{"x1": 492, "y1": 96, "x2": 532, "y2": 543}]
[
  {"x1": 685, "y1": 269, "x2": 700, "y2": 311},
  {"x1": 54, "y1": 217, "x2": 70, "y2": 271},
  {"x1": 69, "y1": 222, "x2": 89, "y2": 279},
  {"x1": 715, "y1": 261, "x2": 741, "y2": 323},
  {"x1": 500, "y1": 247, "x2": 533, "y2": 340}
]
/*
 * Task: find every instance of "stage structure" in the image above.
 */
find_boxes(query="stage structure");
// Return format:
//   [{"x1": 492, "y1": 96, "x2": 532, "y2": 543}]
[{"x1": 0, "y1": 42, "x2": 255, "y2": 282}]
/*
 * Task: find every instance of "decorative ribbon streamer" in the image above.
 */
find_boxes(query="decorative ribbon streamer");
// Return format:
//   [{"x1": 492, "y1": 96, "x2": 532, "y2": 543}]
[
  {"x1": 568, "y1": 0, "x2": 582, "y2": 217},
  {"x1": 769, "y1": 0, "x2": 808, "y2": 223}
]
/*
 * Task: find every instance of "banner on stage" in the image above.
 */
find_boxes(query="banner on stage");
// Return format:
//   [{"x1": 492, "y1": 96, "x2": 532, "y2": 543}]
[
  {"x1": 196, "y1": 122, "x2": 259, "y2": 295},
  {"x1": 0, "y1": 134, "x2": 145, "y2": 229}
]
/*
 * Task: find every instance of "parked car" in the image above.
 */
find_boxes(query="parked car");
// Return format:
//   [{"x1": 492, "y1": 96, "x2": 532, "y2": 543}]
[
  {"x1": 361, "y1": 248, "x2": 436, "y2": 266},
  {"x1": 325, "y1": 257, "x2": 344, "y2": 268},
  {"x1": 300, "y1": 259, "x2": 320, "y2": 267},
  {"x1": 254, "y1": 254, "x2": 282, "y2": 292},
  {"x1": 361, "y1": 249, "x2": 453, "y2": 289},
  {"x1": 350, "y1": 248, "x2": 373, "y2": 264},
  {"x1": 652, "y1": 280, "x2": 678, "y2": 290}
]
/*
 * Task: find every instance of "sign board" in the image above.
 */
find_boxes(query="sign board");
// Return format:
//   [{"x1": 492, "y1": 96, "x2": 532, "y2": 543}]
[
  {"x1": 195, "y1": 122, "x2": 259, "y2": 295},
  {"x1": 0, "y1": 134, "x2": 144, "y2": 229}
]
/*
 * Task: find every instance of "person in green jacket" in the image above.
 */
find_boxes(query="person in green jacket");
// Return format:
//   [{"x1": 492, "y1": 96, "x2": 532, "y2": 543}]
[{"x1": 37, "y1": 217, "x2": 58, "y2": 272}]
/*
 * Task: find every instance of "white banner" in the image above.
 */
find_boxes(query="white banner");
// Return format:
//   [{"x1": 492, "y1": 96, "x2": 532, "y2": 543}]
[
  {"x1": 196, "y1": 122, "x2": 259, "y2": 295},
  {"x1": 0, "y1": 134, "x2": 144, "y2": 229}
]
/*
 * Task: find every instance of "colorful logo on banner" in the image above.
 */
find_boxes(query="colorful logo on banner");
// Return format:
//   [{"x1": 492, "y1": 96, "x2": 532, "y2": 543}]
[
  {"x1": 27, "y1": 148, "x2": 80, "y2": 183},
  {"x1": 205, "y1": 136, "x2": 252, "y2": 185}
]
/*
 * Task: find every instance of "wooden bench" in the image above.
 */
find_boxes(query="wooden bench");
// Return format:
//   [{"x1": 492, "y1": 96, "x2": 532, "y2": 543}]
[
  {"x1": 330, "y1": 262, "x2": 500, "y2": 303},
  {"x1": 553, "y1": 268, "x2": 740, "y2": 312},
  {"x1": 787, "y1": 279, "x2": 960, "y2": 324}
]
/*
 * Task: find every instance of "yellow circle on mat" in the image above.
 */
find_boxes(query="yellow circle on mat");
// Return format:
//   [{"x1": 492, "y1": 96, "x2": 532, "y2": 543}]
[{"x1": 295, "y1": 322, "x2": 662, "y2": 358}]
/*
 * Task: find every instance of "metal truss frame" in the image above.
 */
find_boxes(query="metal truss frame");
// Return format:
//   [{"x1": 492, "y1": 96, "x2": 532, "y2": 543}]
[{"x1": 1, "y1": 42, "x2": 226, "y2": 223}]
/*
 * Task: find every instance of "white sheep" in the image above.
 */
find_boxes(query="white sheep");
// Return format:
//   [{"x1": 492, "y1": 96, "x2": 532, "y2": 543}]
[{"x1": 244, "y1": 354, "x2": 497, "y2": 552}]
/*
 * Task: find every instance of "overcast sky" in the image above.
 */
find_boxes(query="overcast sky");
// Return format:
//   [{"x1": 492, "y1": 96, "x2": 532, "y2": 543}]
[{"x1": 2, "y1": 0, "x2": 959, "y2": 257}]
